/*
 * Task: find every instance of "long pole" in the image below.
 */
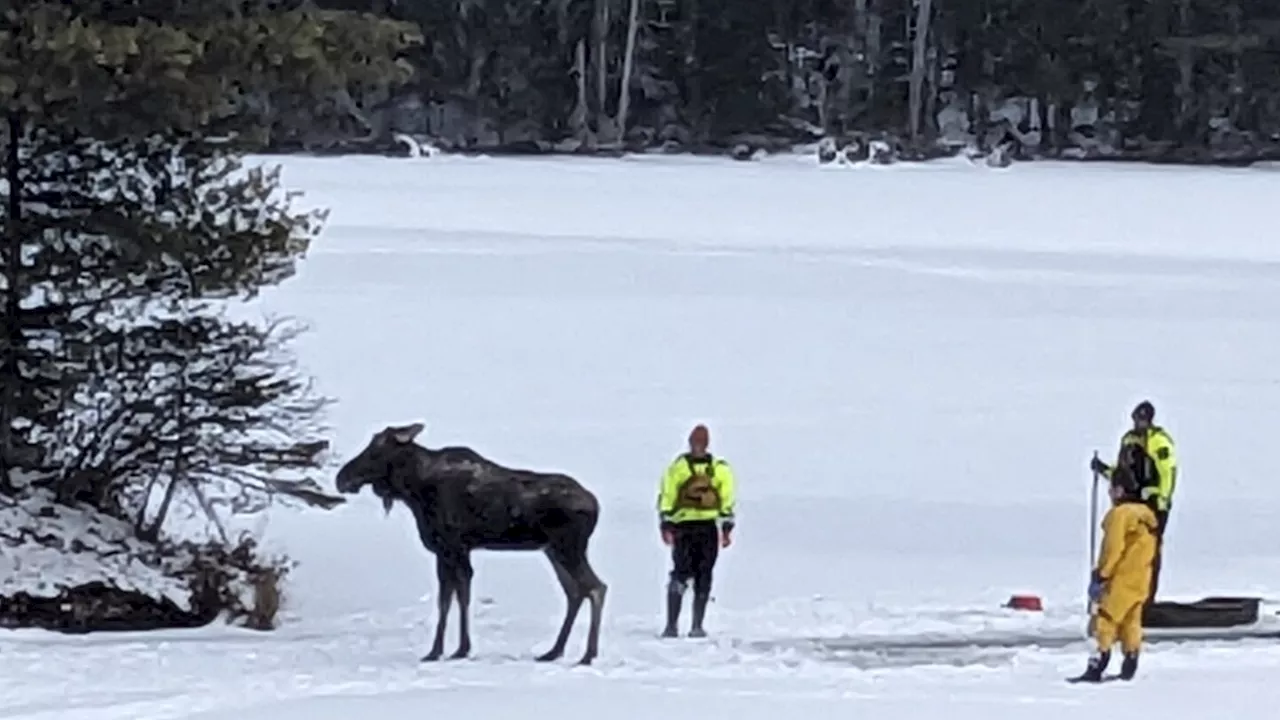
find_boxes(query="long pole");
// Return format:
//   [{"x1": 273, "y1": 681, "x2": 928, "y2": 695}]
[{"x1": 1087, "y1": 450, "x2": 1101, "y2": 635}]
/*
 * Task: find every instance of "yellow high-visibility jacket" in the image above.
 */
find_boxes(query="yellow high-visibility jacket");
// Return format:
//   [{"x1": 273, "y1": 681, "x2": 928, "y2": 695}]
[
  {"x1": 1105, "y1": 426, "x2": 1177, "y2": 511},
  {"x1": 657, "y1": 452, "x2": 736, "y2": 528}
]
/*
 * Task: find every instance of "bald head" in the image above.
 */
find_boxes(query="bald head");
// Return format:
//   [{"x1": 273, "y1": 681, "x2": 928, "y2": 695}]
[{"x1": 688, "y1": 424, "x2": 710, "y2": 456}]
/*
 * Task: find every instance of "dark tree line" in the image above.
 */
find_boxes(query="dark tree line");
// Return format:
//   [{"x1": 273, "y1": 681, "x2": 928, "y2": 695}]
[{"x1": 309, "y1": 0, "x2": 1280, "y2": 162}]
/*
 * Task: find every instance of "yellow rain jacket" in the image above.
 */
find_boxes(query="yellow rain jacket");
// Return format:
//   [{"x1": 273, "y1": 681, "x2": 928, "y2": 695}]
[
  {"x1": 1105, "y1": 426, "x2": 1177, "y2": 511},
  {"x1": 1095, "y1": 500, "x2": 1159, "y2": 620},
  {"x1": 657, "y1": 453, "x2": 736, "y2": 528}
]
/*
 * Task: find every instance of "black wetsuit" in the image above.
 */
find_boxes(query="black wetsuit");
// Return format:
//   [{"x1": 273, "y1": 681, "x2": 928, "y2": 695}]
[{"x1": 669, "y1": 519, "x2": 720, "y2": 597}]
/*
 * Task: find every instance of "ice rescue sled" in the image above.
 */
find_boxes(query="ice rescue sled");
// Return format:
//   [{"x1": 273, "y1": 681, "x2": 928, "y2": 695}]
[{"x1": 1141, "y1": 596, "x2": 1280, "y2": 641}]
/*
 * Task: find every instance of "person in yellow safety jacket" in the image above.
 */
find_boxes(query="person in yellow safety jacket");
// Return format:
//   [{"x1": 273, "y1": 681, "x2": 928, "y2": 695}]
[
  {"x1": 1071, "y1": 464, "x2": 1159, "y2": 683},
  {"x1": 1090, "y1": 399, "x2": 1176, "y2": 602},
  {"x1": 657, "y1": 423, "x2": 736, "y2": 638}
]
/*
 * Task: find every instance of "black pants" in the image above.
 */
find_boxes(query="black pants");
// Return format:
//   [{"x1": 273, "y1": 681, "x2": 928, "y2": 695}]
[
  {"x1": 669, "y1": 520, "x2": 720, "y2": 597},
  {"x1": 1148, "y1": 509, "x2": 1170, "y2": 602}
]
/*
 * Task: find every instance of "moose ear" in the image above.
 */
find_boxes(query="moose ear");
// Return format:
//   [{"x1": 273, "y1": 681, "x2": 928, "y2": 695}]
[{"x1": 391, "y1": 422, "x2": 426, "y2": 444}]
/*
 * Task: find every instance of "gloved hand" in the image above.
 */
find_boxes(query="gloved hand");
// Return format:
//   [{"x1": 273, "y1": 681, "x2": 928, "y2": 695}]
[
  {"x1": 660, "y1": 522, "x2": 675, "y2": 546},
  {"x1": 720, "y1": 527, "x2": 733, "y2": 548},
  {"x1": 1088, "y1": 575, "x2": 1104, "y2": 602},
  {"x1": 1090, "y1": 457, "x2": 1109, "y2": 475}
]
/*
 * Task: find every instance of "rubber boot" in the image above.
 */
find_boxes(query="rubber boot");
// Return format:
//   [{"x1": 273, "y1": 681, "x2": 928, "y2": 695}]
[
  {"x1": 688, "y1": 592, "x2": 710, "y2": 638},
  {"x1": 662, "y1": 583, "x2": 683, "y2": 638},
  {"x1": 1119, "y1": 652, "x2": 1139, "y2": 680},
  {"x1": 1070, "y1": 650, "x2": 1111, "y2": 683}
]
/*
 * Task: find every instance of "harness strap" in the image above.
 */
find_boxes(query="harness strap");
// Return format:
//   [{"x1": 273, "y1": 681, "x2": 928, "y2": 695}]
[{"x1": 684, "y1": 452, "x2": 715, "y2": 477}]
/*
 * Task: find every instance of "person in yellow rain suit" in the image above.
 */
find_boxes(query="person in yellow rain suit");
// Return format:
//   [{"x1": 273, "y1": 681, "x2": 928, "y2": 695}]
[
  {"x1": 1071, "y1": 464, "x2": 1159, "y2": 683},
  {"x1": 1090, "y1": 400, "x2": 1176, "y2": 602},
  {"x1": 657, "y1": 423, "x2": 736, "y2": 638}
]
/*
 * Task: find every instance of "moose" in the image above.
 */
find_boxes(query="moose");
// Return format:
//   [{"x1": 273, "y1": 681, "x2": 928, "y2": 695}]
[{"x1": 335, "y1": 422, "x2": 608, "y2": 665}]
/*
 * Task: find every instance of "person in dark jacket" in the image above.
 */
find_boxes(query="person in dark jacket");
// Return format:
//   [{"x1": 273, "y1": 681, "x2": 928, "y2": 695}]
[{"x1": 1091, "y1": 400, "x2": 1177, "y2": 602}]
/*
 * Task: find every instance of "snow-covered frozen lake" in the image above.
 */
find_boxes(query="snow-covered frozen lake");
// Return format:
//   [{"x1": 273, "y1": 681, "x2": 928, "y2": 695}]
[{"x1": 5, "y1": 153, "x2": 1280, "y2": 718}]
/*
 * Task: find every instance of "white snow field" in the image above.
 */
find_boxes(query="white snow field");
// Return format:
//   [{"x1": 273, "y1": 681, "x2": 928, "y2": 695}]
[{"x1": 6, "y1": 153, "x2": 1280, "y2": 719}]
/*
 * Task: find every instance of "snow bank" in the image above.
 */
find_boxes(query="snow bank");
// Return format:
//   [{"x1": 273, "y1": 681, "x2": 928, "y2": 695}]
[
  {"x1": 0, "y1": 491, "x2": 191, "y2": 607},
  {"x1": 0, "y1": 490, "x2": 287, "y2": 632}
]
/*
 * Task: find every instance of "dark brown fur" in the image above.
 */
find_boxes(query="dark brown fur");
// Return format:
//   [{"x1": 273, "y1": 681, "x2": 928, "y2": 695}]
[{"x1": 335, "y1": 423, "x2": 607, "y2": 665}]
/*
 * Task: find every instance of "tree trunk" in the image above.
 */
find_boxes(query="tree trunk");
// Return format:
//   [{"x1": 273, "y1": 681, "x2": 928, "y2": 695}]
[
  {"x1": 594, "y1": 0, "x2": 611, "y2": 121},
  {"x1": 1176, "y1": 0, "x2": 1194, "y2": 129},
  {"x1": 1, "y1": 112, "x2": 22, "y2": 494},
  {"x1": 134, "y1": 467, "x2": 164, "y2": 536},
  {"x1": 143, "y1": 334, "x2": 189, "y2": 542},
  {"x1": 686, "y1": 0, "x2": 702, "y2": 139},
  {"x1": 908, "y1": 0, "x2": 935, "y2": 140},
  {"x1": 924, "y1": 44, "x2": 939, "y2": 141},
  {"x1": 142, "y1": 473, "x2": 180, "y2": 543},
  {"x1": 866, "y1": 0, "x2": 883, "y2": 122},
  {"x1": 617, "y1": 0, "x2": 642, "y2": 136},
  {"x1": 573, "y1": 39, "x2": 590, "y2": 143},
  {"x1": 1226, "y1": 2, "x2": 1246, "y2": 133},
  {"x1": 816, "y1": 73, "x2": 829, "y2": 132}
]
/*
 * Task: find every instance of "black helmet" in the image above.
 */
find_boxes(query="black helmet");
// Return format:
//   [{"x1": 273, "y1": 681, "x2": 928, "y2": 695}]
[{"x1": 1132, "y1": 400, "x2": 1155, "y2": 422}]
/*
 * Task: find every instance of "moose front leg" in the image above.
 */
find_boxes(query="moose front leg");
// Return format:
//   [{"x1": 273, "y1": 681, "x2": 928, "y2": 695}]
[
  {"x1": 450, "y1": 553, "x2": 474, "y2": 659},
  {"x1": 422, "y1": 555, "x2": 456, "y2": 662}
]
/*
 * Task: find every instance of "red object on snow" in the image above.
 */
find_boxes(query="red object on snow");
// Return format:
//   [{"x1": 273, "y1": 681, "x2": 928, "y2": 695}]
[{"x1": 1005, "y1": 594, "x2": 1044, "y2": 612}]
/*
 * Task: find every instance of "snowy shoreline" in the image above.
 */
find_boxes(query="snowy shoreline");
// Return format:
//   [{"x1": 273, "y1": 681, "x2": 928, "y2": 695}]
[
  {"x1": 0, "y1": 490, "x2": 281, "y2": 634},
  {"x1": 248, "y1": 134, "x2": 1280, "y2": 170}
]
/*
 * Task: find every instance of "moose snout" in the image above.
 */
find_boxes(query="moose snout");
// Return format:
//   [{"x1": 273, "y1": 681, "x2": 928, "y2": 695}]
[{"x1": 335, "y1": 465, "x2": 362, "y2": 494}]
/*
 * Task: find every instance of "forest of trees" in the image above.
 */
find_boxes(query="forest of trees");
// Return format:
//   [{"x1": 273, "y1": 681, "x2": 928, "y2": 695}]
[{"x1": 305, "y1": 0, "x2": 1280, "y2": 163}]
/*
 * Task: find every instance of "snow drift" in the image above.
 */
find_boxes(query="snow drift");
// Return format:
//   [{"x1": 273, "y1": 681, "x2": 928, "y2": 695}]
[{"x1": 0, "y1": 489, "x2": 288, "y2": 632}]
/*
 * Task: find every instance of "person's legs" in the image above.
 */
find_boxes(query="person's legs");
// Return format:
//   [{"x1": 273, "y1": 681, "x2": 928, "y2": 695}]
[
  {"x1": 1147, "y1": 509, "x2": 1170, "y2": 603},
  {"x1": 1093, "y1": 610, "x2": 1118, "y2": 655},
  {"x1": 689, "y1": 522, "x2": 721, "y2": 636},
  {"x1": 1073, "y1": 609, "x2": 1118, "y2": 681},
  {"x1": 663, "y1": 524, "x2": 698, "y2": 636},
  {"x1": 1117, "y1": 601, "x2": 1145, "y2": 680}
]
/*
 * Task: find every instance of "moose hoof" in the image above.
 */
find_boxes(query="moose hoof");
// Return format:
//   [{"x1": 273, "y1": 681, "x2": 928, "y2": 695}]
[
  {"x1": 535, "y1": 649, "x2": 562, "y2": 662},
  {"x1": 421, "y1": 650, "x2": 443, "y2": 662},
  {"x1": 449, "y1": 648, "x2": 470, "y2": 660},
  {"x1": 576, "y1": 655, "x2": 595, "y2": 666}
]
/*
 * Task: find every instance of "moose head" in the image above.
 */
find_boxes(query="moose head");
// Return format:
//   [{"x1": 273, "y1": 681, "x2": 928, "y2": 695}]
[{"x1": 335, "y1": 422, "x2": 426, "y2": 515}]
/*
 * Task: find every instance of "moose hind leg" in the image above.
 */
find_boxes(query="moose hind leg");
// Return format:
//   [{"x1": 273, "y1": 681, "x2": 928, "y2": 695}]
[
  {"x1": 577, "y1": 559, "x2": 607, "y2": 666},
  {"x1": 450, "y1": 554, "x2": 474, "y2": 660},
  {"x1": 423, "y1": 556, "x2": 457, "y2": 662},
  {"x1": 536, "y1": 547, "x2": 584, "y2": 662}
]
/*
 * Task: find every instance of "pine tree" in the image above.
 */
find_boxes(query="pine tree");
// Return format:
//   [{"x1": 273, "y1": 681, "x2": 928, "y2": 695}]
[
  {"x1": 81, "y1": 313, "x2": 338, "y2": 545},
  {"x1": 35, "y1": 138, "x2": 343, "y2": 536},
  {"x1": 0, "y1": 2, "x2": 421, "y2": 527}
]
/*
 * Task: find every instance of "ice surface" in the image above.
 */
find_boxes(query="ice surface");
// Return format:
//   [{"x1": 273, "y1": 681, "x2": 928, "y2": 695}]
[{"x1": 5, "y1": 153, "x2": 1280, "y2": 718}]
